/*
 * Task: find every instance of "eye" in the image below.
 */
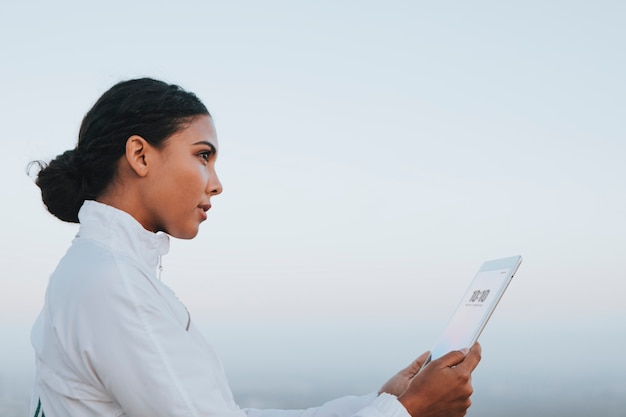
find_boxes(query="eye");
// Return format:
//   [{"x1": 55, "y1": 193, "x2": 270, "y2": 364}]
[
  {"x1": 194, "y1": 142, "x2": 217, "y2": 163},
  {"x1": 198, "y1": 151, "x2": 212, "y2": 162}
]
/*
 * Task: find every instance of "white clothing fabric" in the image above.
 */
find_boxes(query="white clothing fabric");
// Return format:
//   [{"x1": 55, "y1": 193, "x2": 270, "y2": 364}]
[{"x1": 30, "y1": 201, "x2": 411, "y2": 417}]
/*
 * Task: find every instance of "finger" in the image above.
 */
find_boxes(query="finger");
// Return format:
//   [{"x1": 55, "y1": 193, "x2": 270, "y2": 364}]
[
  {"x1": 432, "y1": 348, "x2": 469, "y2": 369},
  {"x1": 405, "y1": 351, "x2": 431, "y2": 375},
  {"x1": 458, "y1": 342, "x2": 482, "y2": 372}
]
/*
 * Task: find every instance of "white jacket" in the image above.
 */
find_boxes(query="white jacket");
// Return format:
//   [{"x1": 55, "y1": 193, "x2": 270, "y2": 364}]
[{"x1": 31, "y1": 201, "x2": 410, "y2": 417}]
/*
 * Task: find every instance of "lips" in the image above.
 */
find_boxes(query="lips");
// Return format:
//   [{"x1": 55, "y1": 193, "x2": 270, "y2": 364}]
[{"x1": 198, "y1": 203, "x2": 211, "y2": 221}]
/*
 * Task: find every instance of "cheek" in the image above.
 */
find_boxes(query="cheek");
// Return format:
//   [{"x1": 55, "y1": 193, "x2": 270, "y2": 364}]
[{"x1": 174, "y1": 167, "x2": 208, "y2": 198}]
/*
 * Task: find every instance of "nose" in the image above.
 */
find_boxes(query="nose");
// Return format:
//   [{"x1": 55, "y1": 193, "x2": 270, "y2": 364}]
[{"x1": 207, "y1": 172, "x2": 223, "y2": 196}]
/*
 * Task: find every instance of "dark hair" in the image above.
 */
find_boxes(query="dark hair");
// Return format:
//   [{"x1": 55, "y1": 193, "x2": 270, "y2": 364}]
[{"x1": 32, "y1": 78, "x2": 210, "y2": 223}]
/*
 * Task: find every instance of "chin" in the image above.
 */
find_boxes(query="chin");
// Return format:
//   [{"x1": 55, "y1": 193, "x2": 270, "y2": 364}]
[
  {"x1": 168, "y1": 226, "x2": 200, "y2": 240},
  {"x1": 180, "y1": 230, "x2": 200, "y2": 240}
]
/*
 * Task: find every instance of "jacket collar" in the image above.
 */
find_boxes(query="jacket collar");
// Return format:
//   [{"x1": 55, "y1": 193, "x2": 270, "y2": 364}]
[{"x1": 76, "y1": 200, "x2": 170, "y2": 272}]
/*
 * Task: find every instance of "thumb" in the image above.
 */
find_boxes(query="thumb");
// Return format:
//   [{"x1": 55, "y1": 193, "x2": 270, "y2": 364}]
[
  {"x1": 433, "y1": 348, "x2": 469, "y2": 369},
  {"x1": 404, "y1": 351, "x2": 432, "y2": 375}
]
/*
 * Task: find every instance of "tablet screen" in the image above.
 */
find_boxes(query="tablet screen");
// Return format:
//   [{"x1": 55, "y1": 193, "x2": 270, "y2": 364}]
[{"x1": 429, "y1": 260, "x2": 519, "y2": 361}]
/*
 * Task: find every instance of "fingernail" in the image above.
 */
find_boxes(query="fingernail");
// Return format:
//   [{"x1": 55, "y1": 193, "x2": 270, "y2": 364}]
[{"x1": 460, "y1": 348, "x2": 470, "y2": 355}]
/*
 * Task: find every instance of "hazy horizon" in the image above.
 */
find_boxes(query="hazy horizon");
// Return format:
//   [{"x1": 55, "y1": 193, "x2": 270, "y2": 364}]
[{"x1": 3, "y1": 314, "x2": 625, "y2": 416}]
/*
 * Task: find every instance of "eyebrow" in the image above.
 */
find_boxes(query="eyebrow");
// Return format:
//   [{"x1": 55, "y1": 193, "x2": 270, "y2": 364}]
[{"x1": 193, "y1": 141, "x2": 217, "y2": 154}]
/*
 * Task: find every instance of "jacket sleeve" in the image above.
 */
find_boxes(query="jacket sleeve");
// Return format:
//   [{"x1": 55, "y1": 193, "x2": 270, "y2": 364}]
[{"x1": 244, "y1": 393, "x2": 410, "y2": 417}]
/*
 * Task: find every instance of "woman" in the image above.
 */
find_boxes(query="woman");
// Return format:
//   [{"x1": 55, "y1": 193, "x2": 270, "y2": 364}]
[{"x1": 30, "y1": 78, "x2": 481, "y2": 417}]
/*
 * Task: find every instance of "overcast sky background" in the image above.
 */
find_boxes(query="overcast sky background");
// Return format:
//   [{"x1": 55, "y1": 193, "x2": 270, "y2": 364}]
[{"x1": 1, "y1": 1, "x2": 625, "y2": 415}]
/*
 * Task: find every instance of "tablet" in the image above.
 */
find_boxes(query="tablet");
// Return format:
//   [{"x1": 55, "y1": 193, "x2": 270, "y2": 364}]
[{"x1": 422, "y1": 255, "x2": 522, "y2": 367}]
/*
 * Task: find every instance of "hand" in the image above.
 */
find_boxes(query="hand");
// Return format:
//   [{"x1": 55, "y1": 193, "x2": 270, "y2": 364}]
[
  {"x1": 379, "y1": 351, "x2": 430, "y2": 397},
  {"x1": 398, "y1": 343, "x2": 482, "y2": 417}
]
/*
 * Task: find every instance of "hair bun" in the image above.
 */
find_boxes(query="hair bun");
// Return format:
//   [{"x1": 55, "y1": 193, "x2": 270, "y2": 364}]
[{"x1": 35, "y1": 149, "x2": 89, "y2": 223}]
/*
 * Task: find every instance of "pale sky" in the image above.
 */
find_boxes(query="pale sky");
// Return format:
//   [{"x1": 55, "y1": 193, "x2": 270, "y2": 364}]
[{"x1": 1, "y1": 1, "x2": 625, "y2": 402}]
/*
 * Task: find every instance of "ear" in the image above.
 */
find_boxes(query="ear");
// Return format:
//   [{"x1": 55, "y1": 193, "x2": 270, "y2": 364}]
[{"x1": 125, "y1": 135, "x2": 151, "y2": 177}]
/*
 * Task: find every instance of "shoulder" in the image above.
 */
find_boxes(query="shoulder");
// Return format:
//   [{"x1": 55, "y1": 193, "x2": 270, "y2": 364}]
[
  {"x1": 44, "y1": 238, "x2": 178, "y2": 352},
  {"x1": 47, "y1": 238, "x2": 156, "y2": 319}
]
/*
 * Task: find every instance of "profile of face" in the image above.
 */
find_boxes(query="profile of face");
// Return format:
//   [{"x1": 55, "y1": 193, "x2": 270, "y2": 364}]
[{"x1": 131, "y1": 115, "x2": 223, "y2": 239}]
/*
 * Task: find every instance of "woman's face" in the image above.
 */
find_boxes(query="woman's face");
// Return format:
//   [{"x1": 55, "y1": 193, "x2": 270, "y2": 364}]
[{"x1": 142, "y1": 115, "x2": 223, "y2": 239}]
